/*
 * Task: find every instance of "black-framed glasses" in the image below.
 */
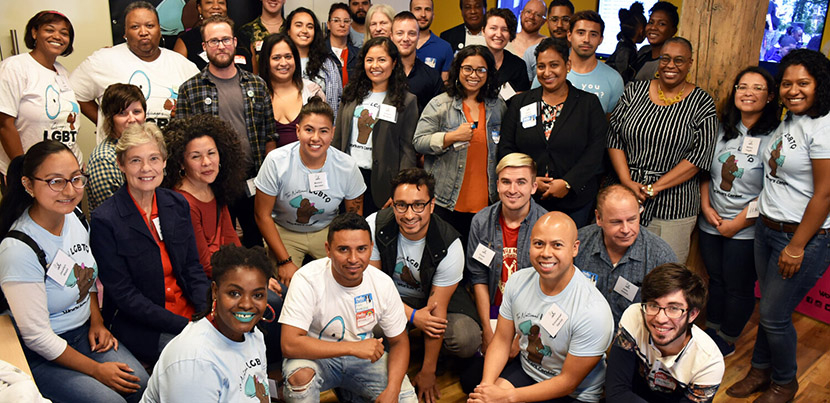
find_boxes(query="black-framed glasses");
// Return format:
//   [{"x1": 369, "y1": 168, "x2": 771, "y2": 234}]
[
  {"x1": 658, "y1": 55, "x2": 688, "y2": 67},
  {"x1": 641, "y1": 302, "x2": 688, "y2": 319},
  {"x1": 735, "y1": 84, "x2": 767, "y2": 93},
  {"x1": 205, "y1": 37, "x2": 234, "y2": 48},
  {"x1": 460, "y1": 65, "x2": 487, "y2": 76},
  {"x1": 31, "y1": 174, "x2": 88, "y2": 192},
  {"x1": 392, "y1": 197, "x2": 433, "y2": 213}
]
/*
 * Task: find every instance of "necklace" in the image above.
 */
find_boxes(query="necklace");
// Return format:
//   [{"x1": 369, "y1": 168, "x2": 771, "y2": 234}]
[{"x1": 658, "y1": 82, "x2": 686, "y2": 105}]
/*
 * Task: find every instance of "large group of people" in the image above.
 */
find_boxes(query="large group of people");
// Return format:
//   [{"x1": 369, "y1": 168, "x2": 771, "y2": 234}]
[{"x1": 0, "y1": 1, "x2": 828, "y2": 402}]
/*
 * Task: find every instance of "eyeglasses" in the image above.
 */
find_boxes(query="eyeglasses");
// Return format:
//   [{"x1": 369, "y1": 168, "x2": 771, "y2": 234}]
[
  {"x1": 205, "y1": 37, "x2": 233, "y2": 48},
  {"x1": 392, "y1": 197, "x2": 433, "y2": 213},
  {"x1": 548, "y1": 16, "x2": 570, "y2": 23},
  {"x1": 460, "y1": 65, "x2": 488, "y2": 76},
  {"x1": 31, "y1": 174, "x2": 88, "y2": 192},
  {"x1": 641, "y1": 302, "x2": 688, "y2": 319},
  {"x1": 522, "y1": 10, "x2": 546, "y2": 20},
  {"x1": 330, "y1": 18, "x2": 352, "y2": 25},
  {"x1": 735, "y1": 84, "x2": 767, "y2": 93},
  {"x1": 658, "y1": 55, "x2": 689, "y2": 67}
]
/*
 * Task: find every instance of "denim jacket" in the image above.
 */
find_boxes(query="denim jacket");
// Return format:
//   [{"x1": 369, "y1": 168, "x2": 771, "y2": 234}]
[{"x1": 413, "y1": 93, "x2": 507, "y2": 210}]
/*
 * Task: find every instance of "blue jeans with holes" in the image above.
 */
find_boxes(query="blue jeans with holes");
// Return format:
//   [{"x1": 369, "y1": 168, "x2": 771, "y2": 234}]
[
  {"x1": 283, "y1": 353, "x2": 417, "y2": 402},
  {"x1": 22, "y1": 322, "x2": 149, "y2": 403},
  {"x1": 752, "y1": 220, "x2": 830, "y2": 383}
]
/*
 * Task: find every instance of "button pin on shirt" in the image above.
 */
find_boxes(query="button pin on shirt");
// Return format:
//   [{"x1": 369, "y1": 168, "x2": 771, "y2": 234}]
[
  {"x1": 204, "y1": 97, "x2": 212, "y2": 105},
  {"x1": 247, "y1": 90, "x2": 255, "y2": 97}
]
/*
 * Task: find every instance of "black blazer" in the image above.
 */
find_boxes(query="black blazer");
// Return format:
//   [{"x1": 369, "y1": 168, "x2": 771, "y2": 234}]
[
  {"x1": 90, "y1": 187, "x2": 210, "y2": 363},
  {"x1": 497, "y1": 83, "x2": 608, "y2": 210},
  {"x1": 439, "y1": 24, "x2": 467, "y2": 53}
]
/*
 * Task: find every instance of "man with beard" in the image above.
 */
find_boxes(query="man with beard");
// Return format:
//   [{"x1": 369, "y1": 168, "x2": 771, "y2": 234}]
[
  {"x1": 440, "y1": 0, "x2": 487, "y2": 53},
  {"x1": 349, "y1": 0, "x2": 372, "y2": 48},
  {"x1": 564, "y1": 11, "x2": 623, "y2": 114},
  {"x1": 505, "y1": 0, "x2": 546, "y2": 58},
  {"x1": 176, "y1": 15, "x2": 276, "y2": 249},
  {"x1": 391, "y1": 12, "x2": 444, "y2": 113},
  {"x1": 605, "y1": 263, "x2": 725, "y2": 403},
  {"x1": 411, "y1": 0, "x2": 453, "y2": 81},
  {"x1": 522, "y1": 0, "x2": 573, "y2": 82}
]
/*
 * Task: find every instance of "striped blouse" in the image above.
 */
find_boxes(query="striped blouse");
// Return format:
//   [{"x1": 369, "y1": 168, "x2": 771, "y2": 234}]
[{"x1": 607, "y1": 80, "x2": 718, "y2": 225}]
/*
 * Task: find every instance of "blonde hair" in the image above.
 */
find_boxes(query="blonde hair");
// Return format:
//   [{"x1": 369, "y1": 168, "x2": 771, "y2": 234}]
[
  {"x1": 115, "y1": 122, "x2": 167, "y2": 164},
  {"x1": 364, "y1": 4, "x2": 396, "y2": 43},
  {"x1": 496, "y1": 153, "x2": 537, "y2": 175}
]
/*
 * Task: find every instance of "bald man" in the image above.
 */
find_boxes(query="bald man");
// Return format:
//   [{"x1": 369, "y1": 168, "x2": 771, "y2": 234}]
[
  {"x1": 470, "y1": 212, "x2": 614, "y2": 403},
  {"x1": 505, "y1": 0, "x2": 547, "y2": 57}
]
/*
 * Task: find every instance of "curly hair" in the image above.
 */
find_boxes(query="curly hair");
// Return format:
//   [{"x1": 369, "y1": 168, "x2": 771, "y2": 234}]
[
  {"x1": 720, "y1": 67, "x2": 780, "y2": 140},
  {"x1": 485, "y1": 8, "x2": 518, "y2": 42},
  {"x1": 258, "y1": 33, "x2": 304, "y2": 94},
  {"x1": 341, "y1": 37, "x2": 410, "y2": 109},
  {"x1": 446, "y1": 45, "x2": 500, "y2": 102},
  {"x1": 777, "y1": 49, "x2": 830, "y2": 118},
  {"x1": 192, "y1": 245, "x2": 272, "y2": 322},
  {"x1": 162, "y1": 115, "x2": 246, "y2": 207},
  {"x1": 282, "y1": 7, "x2": 331, "y2": 83},
  {"x1": 649, "y1": 1, "x2": 679, "y2": 29}
]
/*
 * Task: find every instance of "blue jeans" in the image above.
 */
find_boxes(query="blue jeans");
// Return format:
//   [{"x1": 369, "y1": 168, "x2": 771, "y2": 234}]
[
  {"x1": 699, "y1": 231, "x2": 757, "y2": 341},
  {"x1": 22, "y1": 322, "x2": 149, "y2": 403},
  {"x1": 283, "y1": 354, "x2": 417, "y2": 402},
  {"x1": 752, "y1": 221, "x2": 830, "y2": 383}
]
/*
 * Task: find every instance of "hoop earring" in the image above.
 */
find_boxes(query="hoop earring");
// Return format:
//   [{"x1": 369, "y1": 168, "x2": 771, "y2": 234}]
[
  {"x1": 208, "y1": 298, "x2": 216, "y2": 320},
  {"x1": 261, "y1": 304, "x2": 277, "y2": 323},
  {"x1": 179, "y1": 168, "x2": 186, "y2": 177}
]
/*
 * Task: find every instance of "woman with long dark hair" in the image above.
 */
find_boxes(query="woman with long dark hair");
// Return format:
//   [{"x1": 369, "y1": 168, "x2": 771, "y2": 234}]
[{"x1": 605, "y1": 1, "x2": 646, "y2": 84}]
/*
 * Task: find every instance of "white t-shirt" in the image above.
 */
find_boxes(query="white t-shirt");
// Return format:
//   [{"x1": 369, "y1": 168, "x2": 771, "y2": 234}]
[
  {"x1": 349, "y1": 91, "x2": 386, "y2": 169},
  {"x1": 367, "y1": 212, "x2": 464, "y2": 300},
  {"x1": 0, "y1": 53, "x2": 82, "y2": 174},
  {"x1": 254, "y1": 142, "x2": 366, "y2": 232},
  {"x1": 69, "y1": 43, "x2": 198, "y2": 143},
  {"x1": 499, "y1": 266, "x2": 613, "y2": 403},
  {"x1": 279, "y1": 257, "x2": 407, "y2": 342},
  {"x1": 141, "y1": 318, "x2": 269, "y2": 403},
  {"x1": 758, "y1": 113, "x2": 830, "y2": 228}
]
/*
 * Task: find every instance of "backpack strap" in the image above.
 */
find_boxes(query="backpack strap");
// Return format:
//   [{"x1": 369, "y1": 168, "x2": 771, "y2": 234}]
[
  {"x1": 73, "y1": 207, "x2": 89, "y2": 231},
  {"x1": 4, "y1": 231, "x2": 48, "y2": 280}
]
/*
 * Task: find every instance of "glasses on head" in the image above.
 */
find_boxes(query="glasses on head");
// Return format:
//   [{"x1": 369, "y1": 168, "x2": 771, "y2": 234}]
[
  {"x1": 31, "y1": 174, "x2": 88, "y2": 192},
  {"x1": 522, "y1": 10, "x2": 546, "y2": 20},
  {"x1": 735, "y1": 84, "x2": 767, "y2": 93},
  {"x1": 392, "y1": 197, "x2": 433, "y2": 213},
  {"x1": 460, "y1": 65, "x2": 488, "y2": 76},
  {"x1": 205, "y1": 37, "x2": 234, "y2": 48},
  {"x1": 641, "y1": 302, "x2": 688, "y2": 319},
  {"x1": 658, "y1": 55, "x2": 688, "y2": 67},
  {"x1": 330, "y1": 17, "x2": 352, "y2": 25},
  {"x1": 548, "y1": 16, "x2": 570, "y2": 23}
]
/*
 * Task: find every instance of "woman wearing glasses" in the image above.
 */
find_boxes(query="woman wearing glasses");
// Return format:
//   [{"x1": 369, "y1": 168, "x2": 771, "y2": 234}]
[
  {"x1": 607, "y1": 37, "x2": 717, "y2": 262},
  {"x1": 0, "y1": 140, "x2": 148, "y2": 402},
  {"x1": 90, "y1": 123, "x2": 210, "y2": 365},
  {"x1": 413, "y1": 45, "x2": 506, "y2": 241},
  {"x1": 326, "y1": 3, "x2": 359, "y2": 87},
  {"x1": 698, "y1": 67, "x2": 780, "y2": 357},
  {"x1": 498, "y1": 37, "x2": 607, "y2": 227}
]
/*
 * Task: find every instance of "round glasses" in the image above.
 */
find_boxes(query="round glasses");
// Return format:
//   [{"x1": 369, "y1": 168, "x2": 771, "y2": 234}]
[{"x1": 31, "y1": 174, "x2": 89, "y2": 192}]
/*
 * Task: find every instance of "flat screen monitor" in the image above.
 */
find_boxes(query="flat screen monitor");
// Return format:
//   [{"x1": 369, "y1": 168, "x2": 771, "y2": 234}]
[
  {"x1": 760, "y1": 0, "x2": 827, "y2": 63},
  {"x1": 596, "y1": 0, "x2": 658, "y2": 57}
]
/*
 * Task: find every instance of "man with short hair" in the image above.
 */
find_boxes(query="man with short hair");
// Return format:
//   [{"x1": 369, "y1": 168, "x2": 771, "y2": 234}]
[
  {"x1": 176, "y1": 15, "x2": 276, "y2": 248},
  {"x1": 523, "y1": 0, "x2": 574, "y2": 82},
  {"x1": 391, "y1": 12, "x2": 444, "y2": 113},
  {"x1": 575, "y1": 184, "x2": 676, "y2": 325},
  {"x1": 467, "y1": 153, "x2": 548, "y2": 352},
  {"x1": 280, "y1": 213, "x2": 417, "y2": 402},
  {"x1": 411, "y1": 0, "x2": 453, "y2": 81},
  {"x1": 70, "y1": 1, "x2": 198, "y2": 142},
  {"x1": 563, "y1": 11, "x2": 623, "y2": 114},
  {"x1": 440, "y1": 0, "x2": 487, "y2": 53},
  {"x1": 505, "y1": 0, "x2": 547, "y2": 57},
  {"x1": 605, "y1": 263, "x2": 725, "y2": 402},
  {"x1": 349, "y1": 0, "x2": 372, "y2": 48},
  {"x1": 470, "y1": 212, "x2": 614, "y2": 402},
  {"x1": 368, "y1": 168, "x2": 481, "y2": 403},
  {"x1": 328, "y1": 3, "x2": 360, "y2": 86}
]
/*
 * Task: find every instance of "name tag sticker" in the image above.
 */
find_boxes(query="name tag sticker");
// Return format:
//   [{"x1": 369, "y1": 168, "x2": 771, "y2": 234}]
[
  {"x1": 741, "y1": 136, "x2": 761, "y2": 156},
  {"x1": 378, "y1": 104, "x2": 397, "y2": 123},
  {"x1": 425, "y1": 57, "x2": 437, "y2": 68},
  {"x1": 354, "y1": 293, "x2": 375, "y2": 328},
  {"x1": 746, "y1": 200, "x2": 760, "y2": 219},
  {"x1": 245, "y1": 178, "x2": 257, "y2": 197},
  {"x1": 151, "y1": 217, "x2": 163, "y2": 240},
  {"x1": 308, "y1": 172, "x2": 329, "y2": 191},
  {"x1": 540, "y1": 303, "x2": 568, "y2": 338},
  {"x1": 255, "y1": 40, "x2": 263, "y2": 52},
  {"x1": 499, "y1": 82, "x2": 516, "y2": 101},
  {"x1": 472, "y1": 243, "x2": 496, "y2": 266},
  {"x1": 199, "y1": 50, "x2": 209, "y2": 63},
  {"x1": 613, "y1": 276, "x2": 639, "y2": 302},
  {"x1": 234, "y1": 55, "x2": 247, "y2": 65},
  {"x1": 47, "y1": 249, "x2": 75, "y2": 286},
  {"x1": 55, "y1": 75, "x2": 71, "y2": 92},
  {"x1": 520, "y1": 103, "x2": 537, "y2": 128}
]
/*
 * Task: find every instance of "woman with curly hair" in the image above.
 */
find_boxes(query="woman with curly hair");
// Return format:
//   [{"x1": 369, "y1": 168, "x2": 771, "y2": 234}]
[
  {"x1": 413, "y1": 45, "x2": 507, "y2": 240},
  {"x1": 727, "y1": 49, "x2": 830, "y2": 402},
  {"x1": 281, "y1": 7, "x2": 343, "y2": 119},
  {"x1": 162, "y1": 115, "x2": 245, "y2": 278},
  {"x1": 333, "y1": 36, "x2": 418, "y2": 215}
]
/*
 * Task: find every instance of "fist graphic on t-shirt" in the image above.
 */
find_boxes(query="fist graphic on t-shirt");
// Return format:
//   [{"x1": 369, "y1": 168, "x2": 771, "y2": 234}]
[
  {"x1": 290, "y1": 195, "x2": 323, "y2": 224},
  {"x1": 72, "y1": 263, "x2": 95, "y2": 303},
  {"x1": 357, "y1": 109, "x2": 376, "y2": 144},
  {"x1": 769, "y1": 138, "x2": 785, "y2": 177},
  {"x1": 718, "y1": 152, "x2": 743, "y2": 192}
]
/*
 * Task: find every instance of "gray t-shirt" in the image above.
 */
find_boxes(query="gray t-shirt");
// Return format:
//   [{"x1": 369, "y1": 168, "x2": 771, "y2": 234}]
[{"x1": 208, "y1": 70, "x2": 251, "y2": 158}]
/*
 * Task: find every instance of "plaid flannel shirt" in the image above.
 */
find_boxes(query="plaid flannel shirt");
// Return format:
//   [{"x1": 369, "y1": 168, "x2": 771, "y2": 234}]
[{"x1": 86, "y1": 137, "x2": 123, "y2": 211}]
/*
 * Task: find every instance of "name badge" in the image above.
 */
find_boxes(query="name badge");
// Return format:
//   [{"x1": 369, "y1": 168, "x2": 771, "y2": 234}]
[
  {"x1": 520, "y1": 103, "x2": 537, "y2": 129},
  {"x1": 424, "y1": 57, "x2": 437, "y2": 68},
  {"x1": 55, "y1": 75, "x2": 71, "y2": 92},
  {"x1": 354, "y1": 293, "x2": 376, "y2": 328},
  {"x1": 491, "y1": 130, "x2": 500, "y2": 144},
  {"x1": 378, "y1": 104, "x2": 397, "y2": 123},
  {"x1": 255, "y1": 40, "x2": 263, "y2": 52},
  {"x1": 234, "y1": 55, "x2": 247, "y2": 65},
  {"x1": 308, "y1": 172, "x2": 329, "y2": 191},
  {"x1": 499, "y1": 82, "x2": 517, "y2": 101},
  {"x1": 472, "y1": 243, "x2": 496, "y2": 266},
  {"x1": 613, "y1": 276, "x2": 639, "y2": 302},
  {"x1": 245, "y1": 178, "x2": 257, "y2": 197},
  {"x1": 746, "y1": 200, "x2": 760, "y2": 218},
  {"x1": 199, "y1": 50, "x2": 209, "y2": 63},
  {"x1": 151, "y1": 217, "x2": 163, "y2": 240},
  {"x1": 540, "y1": 303, "x2": 568, "y2": 338},
  {"x1": 47, "y1": 249, "x2": 76, "y2": 286},
  {"x1": 741, "y1": 136, "x2": 761, "y2": 156}
]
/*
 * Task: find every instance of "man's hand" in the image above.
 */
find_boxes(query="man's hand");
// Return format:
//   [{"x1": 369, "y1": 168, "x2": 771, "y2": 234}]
[
  {"x1": 468, "y1": 382, "x2": 513, "y2": 403},
  {"x1": 375, "y1": 387, "x2": 401, "y2": 403},
  {"x1": 412, "y1": 302, "x2": 448, "y2": 338},
  {"x1": 413, "y1": 368, "x2": 440, "y2": 403},
  {"x1": 278, "y1": 261, "x2": 299, "y2": 286},
  {"x1": 351, "y1": 338, "x2": 384, "y2": 363}
]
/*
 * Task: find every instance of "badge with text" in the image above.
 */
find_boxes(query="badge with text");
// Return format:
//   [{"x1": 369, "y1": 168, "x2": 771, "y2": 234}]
[
  {"x1": 540, "y1": 303, "x2": 568, "y2": 338},
  {"x1": 613, "y1": 276, "x2": 639, "y2": 302},
  {"x1": 255, "y1": 40, "x2": 263, "y2": 52},
  {"x1": 245, "y1": 178, "x2": 257, "y2": 197},
  {"x1": 746, "y1": 200, "x2": 760, "y2": 218},
  {"x1": 499, "y1": 82, "x2": 517, "y2": 101},
  {"x1": 47, "y1": 249, "x2": 76, "y2": 286},
  {"x1": 520, "y1": 103, "x2": 537, "y2": 129},
  {"x1": 308, "y1": 172, "x2": 329, "y2": 191},
  {"x1": 199, "y1": 51, "x2": 209, "y2": 63},
  {"x1": 741, "y1": 136, "x2": 761, "y2": 156},
  {"x1": 653, "y1": 371, "x2": 677, "y2": 390},
  {"x1": 378, "y1": 104, "x2": 398, "y2": 123},
  {"x1": 151, "y1": 217, "x2": 163, "y2": 240},
  {"x1": 55, "y1": 75, "x2": 71, "y2": 92},
  {"x1": 234, "y1": 55, "x2": 247, "y2": 65},
  {"x1": 472, "y1": 243, "x2": 496, "y2": 266},
  {"x1": 354, "y1": 293, "x2": 376, "y2": 328}
]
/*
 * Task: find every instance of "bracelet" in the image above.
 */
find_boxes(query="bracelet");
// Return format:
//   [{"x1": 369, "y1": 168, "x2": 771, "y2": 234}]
[
  {"x1": 783, "y1": 246, "x2": 804, "y2": 259},
  {"x1": 409, "y1": 309, "x2": 417, "y2": 324},
  {"x1": 276, "y1": 256, "x2": 293, "y2": 266}
]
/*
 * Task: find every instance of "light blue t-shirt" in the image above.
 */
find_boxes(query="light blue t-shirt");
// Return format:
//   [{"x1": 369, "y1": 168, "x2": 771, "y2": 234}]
[
  {"x1": 254, "y1": 142, "x2": 366, "y2": 232},
  {"x1": 500, "y1": 266, "x2": 613, "y2": 402},
  {"x1": 564, "y1": 62, "x2": 624, "y2": 114},
  {"x1": 699, "y1": 124, "x2": 773, "y2": 239},
  {"x1": 0, "y1": 208, "x2": 97, "y2": 334},
  {"x1": 759, "y1": 113, "x2": 830, "y2": 228},
  {"x1": 523, "y1": 43, "x2": 539, "y2": 83}
]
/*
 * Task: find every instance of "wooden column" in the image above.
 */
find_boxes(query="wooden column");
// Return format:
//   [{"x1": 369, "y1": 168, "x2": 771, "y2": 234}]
[{"x1": 679, "y1": 0, "x2": 769, "y2": 112}]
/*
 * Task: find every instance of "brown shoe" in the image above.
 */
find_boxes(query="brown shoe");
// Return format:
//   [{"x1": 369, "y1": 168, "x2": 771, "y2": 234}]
[
  {"x1": 754, "y1": 379, "x2": 798, "y2": 403},
  {"x1": 726, "y1": 367, "x2": 771, "y2": 398}
]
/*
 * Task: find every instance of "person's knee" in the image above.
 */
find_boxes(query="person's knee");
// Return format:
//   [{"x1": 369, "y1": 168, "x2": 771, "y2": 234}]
[
  {"x1": 444, "y1": 314, "x2": 482, "y2": 358},
  {"x1": 286, "y1": 367, "x2": 316, "y2": 391}
]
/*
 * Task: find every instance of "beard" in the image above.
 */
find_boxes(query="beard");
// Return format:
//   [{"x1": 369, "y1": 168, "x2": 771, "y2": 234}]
[
  {"x1": 209, "y1": 52, "x2": 234, "y2": 68},
  {"x1": 350, "y1": 11, "x2": 366, "y2": 24}
]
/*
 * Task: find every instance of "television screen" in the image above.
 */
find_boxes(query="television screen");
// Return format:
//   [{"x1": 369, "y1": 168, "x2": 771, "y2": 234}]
[
  {"x1": 596, "y1": 0, "x2": 658, "y2": 57},
  {"x1": 760, "y1": 0, "x2": 827, "y2": 63}
]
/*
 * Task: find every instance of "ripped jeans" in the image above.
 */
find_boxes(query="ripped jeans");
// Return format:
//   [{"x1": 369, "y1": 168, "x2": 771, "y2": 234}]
[{"x1": 283, "y1": 353, "x2": 417, "y2": 402}]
